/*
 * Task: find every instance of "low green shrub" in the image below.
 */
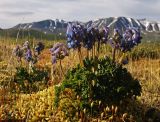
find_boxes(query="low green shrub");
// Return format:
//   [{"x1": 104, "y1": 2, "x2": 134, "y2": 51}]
[
  {"x1": 13, "y1": 66, "x2": 49, "y2": 93},
  {"x1": 54, "y1": 57, "x2": 141, "y2": 116}
]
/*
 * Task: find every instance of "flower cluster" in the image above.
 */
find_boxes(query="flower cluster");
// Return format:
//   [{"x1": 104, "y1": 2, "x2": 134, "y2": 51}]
[
  {"x1": 120, "y1": 28, "x2": 142, "y2": 52},
  {"x1": 66, "y1": 22, "x2": 110, "y2": 50},
  {"x1": 35, "y1": 42, "x2": 45, "y2": 55},
  {"x1": 50, "y1": 43, "x2": 69, "y2": 64},
  {"x1": 66, "y1": 22, "x2": 142, "y2": 53},
  {"x1": 100, "y1": 26, "x2": 110, "y2": 44},
  {"x1": 13, "y1": 41, "x2": 44, "y2": 63},
  {"x1": 66, "y1": 22, "x2": 82, "y2": 49},
  {"x1": 109, "y1": 28, "x2": 142, "y2": 52},
  {"x1": 25, "y1": 47, "x2": 32, "y2": 62},
  {"x1": 13, "y1": 45, "x2": 23, "y2": 58}
]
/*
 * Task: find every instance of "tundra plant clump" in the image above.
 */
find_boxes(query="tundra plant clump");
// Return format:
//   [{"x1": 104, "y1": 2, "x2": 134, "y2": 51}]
[{"x1": 54, "y1": 56, "x2": 142, "y2": 118}]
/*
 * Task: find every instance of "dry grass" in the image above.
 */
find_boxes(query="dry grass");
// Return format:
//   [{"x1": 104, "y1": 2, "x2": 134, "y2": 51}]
[
  {"x1": 0, "y1": 39, "x2": 160, "y2": 121},
  {"x1": 127, "y1": 59, "x2": 160, "y2": 109}
]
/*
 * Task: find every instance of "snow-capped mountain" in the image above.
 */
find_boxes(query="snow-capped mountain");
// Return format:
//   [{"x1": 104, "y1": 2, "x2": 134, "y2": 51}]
[
  {"x1": 12, "y1": 19, "x2": 68, "y2": 34},
  {"x1": 90, "y1": 17, "x2": 144, "y2": 30},
  {"x1": 139, "y1": 19, "x2": 160, "y2": 32},
  {"x1": 11, "y1": 17, "x2": 160, "y2": 34},
  {"x1": 90, "y1": 17, "x2": 160, "y2": 32}
]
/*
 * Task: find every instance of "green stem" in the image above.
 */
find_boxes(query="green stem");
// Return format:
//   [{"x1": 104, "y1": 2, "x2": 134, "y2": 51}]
[
  {"x1": 112, "y1": 48, "x2": 116, "y2": 62},
  {"x1": 78, "y1": 47, "x2": 82, "y2": 65},
  {"x1": 51, "y1": 64, "x2": 56, "y2": 81},
  {"x1": 91, "y1": 46, "x2": 94, "y2": 58},
  {"x1": 59, "y1": 59, "x2": 64, "y2": 77},
  {"x1": 97, "y1": 41, "x2": 100, "y2": 57},
  {"x1": 93, "y1": 43, "x2": 96, "y2": 57}
]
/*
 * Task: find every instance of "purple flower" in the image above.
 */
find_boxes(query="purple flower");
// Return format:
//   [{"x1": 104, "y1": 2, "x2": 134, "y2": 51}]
[
  {"x1": 119, "y1": 27, "x2": 142, "y2": 52},
  {"x1": 51, "y1": 56, "x2": 57, "y2": 64},
  {"x1": 66, "y1": 23, "x2": 83, "y2": 49},
  {"x1": 35, "y1": 42, "x2": 45, "y2": 55},
  {"x1": 50, "y1": 43, "x2": 68, "y2": 64},
  {"x1": 53, "y1": 47, "x2": 61, "y2": 56},
  {"x1": 131, "y1": 28, "x2": 141, "y2": 44},
  {"x1": 13, "y1": 45, "x2": 23, "y2": 59},
  {"x1": 25, "y1": 49, "x2": 32, "y2": 62},
  {"x1": 101, "y1": 26, "x2": 109, "y2": 43},
  {"x1": 50, "y1": 43, "x2": 64, "y2": 53},
  {"x1": 66, "y1": 22, "x2": 74, "y2": 38}
]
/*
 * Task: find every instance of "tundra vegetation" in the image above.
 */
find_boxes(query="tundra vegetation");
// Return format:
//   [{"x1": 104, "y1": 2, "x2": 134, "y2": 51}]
[{"x1": 0, "y1": 23, "x2": 160, "y2": 122}]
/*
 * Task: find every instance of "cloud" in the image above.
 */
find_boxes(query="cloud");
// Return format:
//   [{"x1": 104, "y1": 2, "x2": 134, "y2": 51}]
[
  {"x1": 118, "y1": 0, "x2": 160, "y2": 20},
  {"x1": 0, "y1": 0, "x2": 160, "y2": 28},
  {"x1": 0, "y1": 11, "x2": 34, "y2": 16}
]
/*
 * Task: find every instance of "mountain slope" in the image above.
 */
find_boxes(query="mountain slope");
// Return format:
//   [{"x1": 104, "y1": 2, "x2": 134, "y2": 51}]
[
  {"x1": 12, "y1": 19, "x2": 68, "y2": 34},
  {"x1": 139, "y1": 19, "x2": 160, "y2": 32},
  {"x1": 91, "y1": 17, "x2": 160, "y2": 32}
]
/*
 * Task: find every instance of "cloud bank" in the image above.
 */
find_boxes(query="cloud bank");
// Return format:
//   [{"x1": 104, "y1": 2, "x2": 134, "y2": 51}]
[{"x1": 0, "y1": 0, "x2": 160, "y2": 28}]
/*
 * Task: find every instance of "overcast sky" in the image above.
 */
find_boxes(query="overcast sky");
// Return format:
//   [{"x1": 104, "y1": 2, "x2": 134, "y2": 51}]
[{"x1": 0, "y1": 0, "x2": 160, "y2": 28}]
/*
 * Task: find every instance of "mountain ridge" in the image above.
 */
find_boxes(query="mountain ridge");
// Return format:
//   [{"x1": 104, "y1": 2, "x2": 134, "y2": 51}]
[{"x1": 10, "y1": 17, "x2": 160, "y2": 34}]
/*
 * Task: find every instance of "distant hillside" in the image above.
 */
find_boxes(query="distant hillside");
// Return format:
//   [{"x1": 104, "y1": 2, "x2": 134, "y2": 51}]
[
  {"x1": 12, "y1": 19, "x2": 67, "y2": 35},
  {"x1": 0, "y1": 28, "x2": 65, "y2": 40}
]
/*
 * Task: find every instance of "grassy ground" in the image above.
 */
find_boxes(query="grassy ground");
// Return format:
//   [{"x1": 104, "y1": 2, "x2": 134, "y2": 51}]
[{"x1": 0, "y1": 38, "x2": 160, "y2": 121}]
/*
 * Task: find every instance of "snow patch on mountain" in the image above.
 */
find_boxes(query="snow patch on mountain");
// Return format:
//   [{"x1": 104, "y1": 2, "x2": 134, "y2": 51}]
[
  {"x1": 127, "y1": 18, "x2": 133, "y2": 27},
  {"x1": 28, "y1": 24, "x2": 32, "y2": 29},
  {"x1": 108, "y1": 18, "x2": 117, "y2": 27},
  {"x1": 135, "y1": 19, "x2": 141, "y2": 26}
]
